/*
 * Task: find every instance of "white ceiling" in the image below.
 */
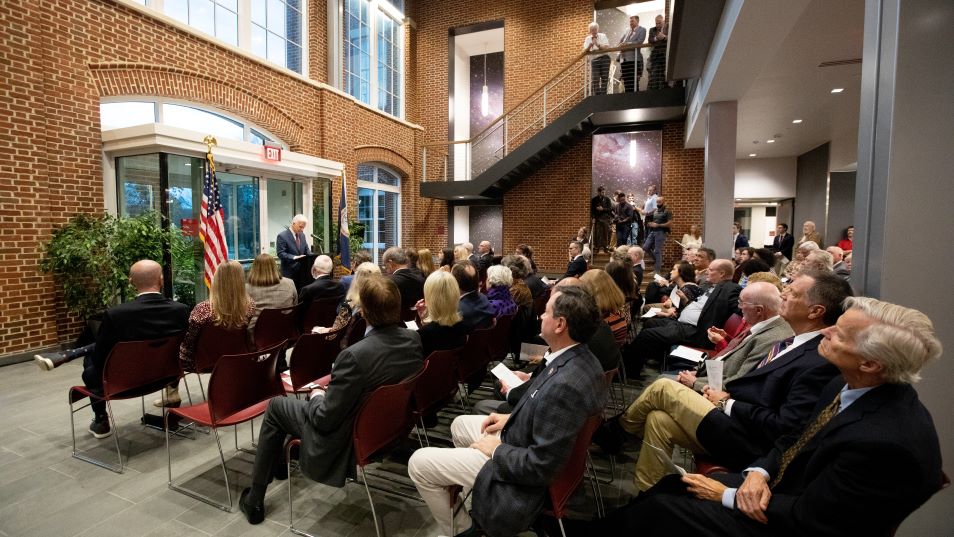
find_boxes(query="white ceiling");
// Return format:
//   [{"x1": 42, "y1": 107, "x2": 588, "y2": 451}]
[
  {"x1": 688, "y1": 0, "x2": 865, "y2": 170},
  {"x1": 454, "y1": 28, "x2": 504, "y2": 57}
]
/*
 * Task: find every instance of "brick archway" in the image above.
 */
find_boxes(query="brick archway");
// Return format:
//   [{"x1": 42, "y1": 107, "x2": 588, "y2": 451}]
[
  {"x1": 353, "y1": 145, "x2": 413, "y2": 178},
  {"x1": 88, "y1": 63, "x2": 305, "y2": 148}
]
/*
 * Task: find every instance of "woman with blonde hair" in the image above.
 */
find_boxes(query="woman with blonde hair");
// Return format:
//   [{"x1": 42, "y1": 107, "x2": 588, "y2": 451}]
[
  {"x1": 159, "y1": 260, "x2": 255, "y2": 406},
  {"x1": 315, "y1": 261, "x2": 381, "y2": 334},
  {"x1": 245, "y1": 253, "x2": 297, "y2": 332},
  {"x1": 454, "y1": 244, "x2": 470, "y2": 263},
  {"x1": 417, "y1": 248, "x2": 436, "y2": 277},
  {"x1": 580, "y1": 268, "x2": 630, "y2": 345},
  {"x1": 415, "y1": 270, "x2": 468, "y2": 358}
]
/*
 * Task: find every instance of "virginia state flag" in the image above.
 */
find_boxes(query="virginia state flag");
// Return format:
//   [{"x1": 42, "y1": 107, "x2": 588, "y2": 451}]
[{"x1": 338, "y1": 172, "x2": 350, "y2": 268}]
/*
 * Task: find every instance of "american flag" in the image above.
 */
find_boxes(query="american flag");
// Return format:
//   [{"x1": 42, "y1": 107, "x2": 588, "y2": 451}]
[{"x1": 199, "y1": 153, "x2": 228, "y2": 288}]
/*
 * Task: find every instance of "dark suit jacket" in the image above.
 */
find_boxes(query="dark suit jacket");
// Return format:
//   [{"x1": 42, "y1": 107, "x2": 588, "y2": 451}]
[
  {"x1": 473, "y1": 252, "x2": 493, "y2": 279},
  {"x1": 687, "y1": 280, "x2": 742, "y2": 347},
  {"x1": 752, "y1": 378, "x2": 944, "y2": 537},
  {"x1": 85, "y1": 293, "x2": 190, "y2": 387},
  {"x1": 298, "y1": 325, "x2": 422, "y2": 486},
  {"x1": 773, "y1": 232, "x2": 795, "y2": 260},
  {"x1": 734, "y1": 233, "x2": 749, "y2": 249},
  {"x1": 459, "y1": 291, "x2": 495, "y2": 331},
  {"x1": 298, "y1": 275, "x2": 345, "y2": 305},
  {"x1": 564, "y1": 255, "x2": 587, "y2": 279},
  {"x1": 276, "y1": 228, "x2": 310, "y2": 279},
  {"x1": 390, "y1": 268, "x2": 425, "y2": 315},
  {"x1": 525, "y1": 274, "x2": 547, "y2": 298},
  {"x1": 418, "y1": 320, "x2": 468, "y2": 359},
  {"x1": 696, "y1": 335, "x2": 840, "y2": 469},
  {"x1": 471, "y1": 344, "x2": 607, "y2": 537}
]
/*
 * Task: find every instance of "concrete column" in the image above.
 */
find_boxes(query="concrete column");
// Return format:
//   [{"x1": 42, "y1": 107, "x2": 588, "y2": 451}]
[
  {"x1": 703, "y1": 101, "x2": 737, "y2": 259},
  {"x1": 855, "y1": 0, "x2": 954, "y2": 534}
]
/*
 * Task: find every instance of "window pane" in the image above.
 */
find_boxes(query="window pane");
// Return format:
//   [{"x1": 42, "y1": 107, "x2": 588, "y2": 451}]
[
  {"x1": 267, "y1": 0, "x2": 285, "y2": 35},
  {"x1": 379, "y1": 190, "x2": 399, "y2": 251},
  {"x1": 286, "y1": 0, "x2": 301, "y2": 11},
  {"x1": 117, "y1": 154, "x2": 161, "y2": 218},
  {"x1": 249, "y1": 129, "x2": 269, "y2": 145},
  {"x1": 267, "y1": 31, "x2": 286, "y2": 68},
  {"x1": 287, "y1": 43, "x2": 302, "y2": 73},
  {"x1": 218, "y1": 172, "x2": 260, "y2": 261},
  {"x1": 285, "y1": 2, "x2": 302, "y2": 45},
  {"x1": 376, "y1": 167, "x2": 399, "y2": 186},
  {"x1": 217, "y1": 0, "x2": 237, "y2": 11},
  {"x1": 251, "y1": 24, "x2": 267, "y2": 57},
  {"x1": 100, "y1": 102, "x2": 156, "y2": 129},
  {"x1": 163, "y1": 104, "x2": 244, "y2": 141},
  {"x1": 165, "y1": 0, "x2": 189, "y2": 23},
  {"x1": 215, "y1": 4, "x2": 238, "y2": 46},
  {"x1": 251, "y1": 0, "x2": 267, "y2": 25},
  {"x1": 190, "y1": 0, "x2": 216, "y2": 36}
]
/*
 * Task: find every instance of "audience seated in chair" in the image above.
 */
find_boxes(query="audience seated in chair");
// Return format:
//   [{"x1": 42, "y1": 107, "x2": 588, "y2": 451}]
[
  {"x1": 453, "y1": 261, "x2": 495, "y2": 332},
  {"x1": 297, "y1": 254, "x2": 345, "y2": 306}
]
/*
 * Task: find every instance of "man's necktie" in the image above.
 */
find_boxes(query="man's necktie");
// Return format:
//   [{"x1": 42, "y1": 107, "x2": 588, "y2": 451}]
[
  {"x1": 713, "y1": 325, "x2": 751, "y2": 359},
  {"x1": 758, "y1": 336, "x2": 795, "y2": 368},
  {"x1": 771, "y1": 392, "x2": 841, "y2": 488},
  {"x1": 294, "y1": 233, "x2": 300, "y2": 250}
]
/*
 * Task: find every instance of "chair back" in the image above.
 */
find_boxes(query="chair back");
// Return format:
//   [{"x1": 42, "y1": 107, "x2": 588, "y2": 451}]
[
  {"x1": 254, "y1": 305, "x2": 300, "y2": 349},
  {"x1": 602, "y1": 368, "x2": 618, "y2": 388},
  {"x1": 342, "y1": 314, "x2": 367, "y2": 350},
  {"x1": 548, "y1": 414, "x2": 603, "y2": 519},
  {"x1": 532, "y1": 287, "x2": 551, "y2": 317},
  {"x1": 101, "y1": 334, "x2": 185, "y2": 399},
  {"x1": 352, "y1": 369, "x2": 422, "y2": 467},
  {"x1": 192, "y1": 323, "x2": 252, "y2": 374},
  {"x1": 723, "y1": 313, "x2": 745, "y2": 338},
  {"x1": 487, "y1": 313, "x2": 514, "y2": 362},
  {"x1": 412, "y1": 348, "x2": 463, "y2": 417},
  {"x1": 206, "y1": 342, "x2": 285, "y2": 424},
  {"x1": 287, "y1": 328, "x2": 345, "y2": 391},
  {"x1": 456, "y1": 323, "x2": 495, "y2": 381},
  {"x1": 299, "y1": 297, "x2": 341, "y2": 333}
]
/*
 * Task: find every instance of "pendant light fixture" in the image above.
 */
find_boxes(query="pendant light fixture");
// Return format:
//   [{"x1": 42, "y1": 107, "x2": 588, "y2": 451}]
[
  {"x1": 629, "y1": 136, "x2": 637, "y2": 168},
  {"x1": 481, "y1": 43, "x2": 490, "y2": 117}
]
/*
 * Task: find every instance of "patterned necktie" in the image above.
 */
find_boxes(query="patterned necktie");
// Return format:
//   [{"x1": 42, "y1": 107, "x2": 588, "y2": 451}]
[
  {"x1": 712, "y1": 325, "x2": 751, "y2": 359},
  {"x1": 771, "y1": 393, "x2": 841, "y2": 488},
  {"x1": 294, "y1": 233, "x2": 300, "y2": 249},
  {"x1": 758, "y1": 336, "x2": 795, "y2": 368}
]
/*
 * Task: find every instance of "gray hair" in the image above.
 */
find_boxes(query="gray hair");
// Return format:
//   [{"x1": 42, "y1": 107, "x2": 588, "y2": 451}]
[
  {"x1": 487, "y1": 265, "x2": 513, "y2": 287},
  {"x1": 804, "y1": 250, "x2": 834, "y2": 272},
  {"x1": 501, "y1": 254, "x2": 530, "y2": 280},
  {"x1": 292, "y1": 214, "x2": 307, "y2": 224},
  {"x1": 743, "y1": 281, "x2": 782, "y2": 314},
  {"x1": 311, "y1": 255, "x2": 333, "y2": 277},
  {"x1": 588, "y1": 22, "x2": 599, "y2": 32},
  {"x1": 382, "y1": 247, "x2": 408, "y2": 265},
  {"x1": 845, "y1": 297, "x2": 942, "y2": 384},
  {"x1": 798, "y1": 241, "x2": 820, "y2": 252}
]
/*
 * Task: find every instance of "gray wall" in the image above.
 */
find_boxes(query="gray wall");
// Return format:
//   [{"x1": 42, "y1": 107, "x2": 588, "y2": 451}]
[
  {"x1": 826, "y1": 171, "x2": 856, "y2": 248},
  {"x1": 793, "y1": 142, "x2": 830, "y2": 245}
]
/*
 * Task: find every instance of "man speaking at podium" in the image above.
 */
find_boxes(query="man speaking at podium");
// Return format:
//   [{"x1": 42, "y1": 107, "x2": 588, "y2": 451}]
[{"x1": 277, "y1": 214, "x2": 311, "y2": 283}]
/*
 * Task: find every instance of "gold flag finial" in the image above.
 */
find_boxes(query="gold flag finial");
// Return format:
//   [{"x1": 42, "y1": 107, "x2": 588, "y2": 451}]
[{"x1": 203, "y1": 135, "x2": 218, "y2": 173}]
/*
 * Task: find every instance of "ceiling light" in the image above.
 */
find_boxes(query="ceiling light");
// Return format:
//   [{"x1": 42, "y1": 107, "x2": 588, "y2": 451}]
[
  {"x1": 831, "y1": 88, "x2": 844, "y2": 93},
  {"x1": 748, "y1": 153, "x2": 757, "y2": 157},
  {"x1": 766, "y1": 139, "x2": 775, "y2": 144},
  {"x1": 629, "y1": 139, "x2": 637, "y2": 168},
  {"x1": 481, "y1": 48, "x2": 489, "y2": 117},
  {"x1": 792, "y1": 119, "x2": 803, "y2": 124}
]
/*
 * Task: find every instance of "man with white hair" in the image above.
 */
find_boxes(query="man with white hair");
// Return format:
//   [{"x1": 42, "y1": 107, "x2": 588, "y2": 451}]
[
  {"x1": 826, "y1": 246, "x2": 850, "y2": 278},
  {"x1": 583, "y1": 21, "x2": 611, "y2": 95},
  {"x1": 589, "y1": 296, "x2": 943, "y2": 537},
  {"x1": 276, "y1": 214, "x2": 310, "y2": 282},
  {"x1": 798, "y1": 220, "x2": 823, "y2": 248},
  {"x1": 297, "y1": 254, "x2": 344, "y2": 304},
  {"x1": 800, "y1": 249, "x2": 834, "y2": 274}
]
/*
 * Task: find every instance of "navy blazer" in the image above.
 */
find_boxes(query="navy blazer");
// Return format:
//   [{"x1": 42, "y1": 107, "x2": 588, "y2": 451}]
[
  {"x1": 696, "y1": 334, "x2": 840, "y2": 469},
  {"x1": 298, "y1": 275, "x2": 345, "y2": 305},
  {"x1": 773, "y1": 232, "x2": 794, "y2": 261},
  {"x1": 564, "y1": 256, "x2": 587, "y2": 279},
  {"x1": 276, "y1": 228, "x2": 310, "y2": 279},
  {"x1": 471, "y1": 344, "x2": 607, "y2": 537},
  {"x1": 734, "y1": 233, "x2": 750, "y2": 249},
  {"x1": 459, "y1": 292, "x2": 495, "y2": 331},
  {"x1": 753, "y1": 378, "x2": 943, "y2": 537}
]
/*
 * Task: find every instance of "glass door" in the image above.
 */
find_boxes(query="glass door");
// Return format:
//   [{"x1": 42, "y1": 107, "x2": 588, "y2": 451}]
[{"x1": 218, "y1": 172, "x2": 261, "y2": 262}]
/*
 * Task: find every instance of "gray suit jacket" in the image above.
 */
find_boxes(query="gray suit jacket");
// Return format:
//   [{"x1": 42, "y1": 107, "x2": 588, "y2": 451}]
[
  {"x1": 618, "y1": 25, "x2": 646, "y2": 62},
  {"x1": 297, "y1": 325, "x2": 422, "y2": 486},
  {"x1": 471, "y1": 344, "x2": 607, "y2": 537},
  {"x1": 693, "y1": 316, "x2": 793, "y2": 391}
]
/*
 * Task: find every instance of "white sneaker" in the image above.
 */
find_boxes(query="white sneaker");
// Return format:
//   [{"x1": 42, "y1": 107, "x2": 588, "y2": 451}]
[{"x1": 33, "y1": 354, "x2": 57, "y2": 371}]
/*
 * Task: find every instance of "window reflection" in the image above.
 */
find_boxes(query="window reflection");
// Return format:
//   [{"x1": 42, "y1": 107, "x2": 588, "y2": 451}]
[
  {"x1": 163, "y1": 104, "x2": 244, "y2": 141},
  {"x1": 101, "y1": 102, "x2": 156, "y2": 130}
]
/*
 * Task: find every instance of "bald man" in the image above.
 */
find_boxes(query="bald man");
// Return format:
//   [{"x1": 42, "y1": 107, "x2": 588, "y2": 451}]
[{"x1": 37, "y1": 260, "x2": 189, "y2": 439}]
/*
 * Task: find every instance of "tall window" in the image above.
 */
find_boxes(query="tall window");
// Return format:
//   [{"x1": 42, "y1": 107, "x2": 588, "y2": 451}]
[
  {"x1": 165, "y1": 0, "x2": 239, "y2": 46},
  {"x1": 341, "y1": 0, "x2": 404, "y2": 117},
  {"x1": 251, "y1": 0, "x2": 303, "y2": 73},
  {"x1": 356, "y1": 164, "x2": 400, "y2": 262}
]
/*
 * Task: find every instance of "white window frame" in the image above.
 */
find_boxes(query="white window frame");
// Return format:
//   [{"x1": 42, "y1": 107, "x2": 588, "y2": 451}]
[
  {"x1": 335, "y1": 0, "x2": 405, "y2": 119},
  {"x1": 356, "y1": 164, "x2": 402, "y2": 263}
]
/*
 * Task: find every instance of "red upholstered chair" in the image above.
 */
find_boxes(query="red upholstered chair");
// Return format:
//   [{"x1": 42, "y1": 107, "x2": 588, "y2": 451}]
[
  {"x1": 165, "y1": 342, "x2": 285, "y2": 511},
  {"x1": 455, "y1": 323, "x2": 495, "y2": 409},
  {"x1": 285, "y1": 369, "x2": 423, "y2": 537},
  {"x1": 411, "y1": 347, "x2": 464, "y2": 446},
  {"x1": 69, "y1": 334, "x2": 184, "y2": 473},
  {"x1": 692, "y1": 453, "x2": 731, "y2": 476},
  {"x1": 185, "y1": 323, "x2": 252, "y2": 402},
  {"x1": 281, "y1": 328, "x2": 344, "y2": 396},
  {"x1": 487, "y1": 313, "x2": 514, "y2": 363},
  {"x1": 298, "y1": 296, "x2": 340, "y2": 334},
  {"x1": 722, "y1": 313, "x2": 746, "y2": 338},
  {"x1": 253, "y1": 305, "x2": 300, "y2": 350}
]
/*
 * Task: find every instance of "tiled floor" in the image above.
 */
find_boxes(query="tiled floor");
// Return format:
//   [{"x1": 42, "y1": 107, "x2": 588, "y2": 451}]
[{"x1": 0, "y1": 357, "x2": 652, "y2": 537}]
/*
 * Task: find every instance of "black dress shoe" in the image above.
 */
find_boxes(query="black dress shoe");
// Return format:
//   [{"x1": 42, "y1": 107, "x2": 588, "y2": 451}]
[
  {"x1": 591, "y1": 415, "x2": 626, "y2": 456},
  {"x1": 239, "y1": 487, "x2": 265, "y2": 524}
]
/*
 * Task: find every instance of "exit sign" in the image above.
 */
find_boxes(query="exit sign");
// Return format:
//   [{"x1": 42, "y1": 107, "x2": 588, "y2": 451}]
[{"x1": 264, "y1": 144, "x2": 282, "y2": 162}]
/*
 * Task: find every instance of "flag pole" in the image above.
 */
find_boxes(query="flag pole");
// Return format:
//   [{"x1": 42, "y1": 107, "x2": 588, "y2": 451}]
[{"x1": 338, "y1": 169, "x2": 351, "y2": 272}]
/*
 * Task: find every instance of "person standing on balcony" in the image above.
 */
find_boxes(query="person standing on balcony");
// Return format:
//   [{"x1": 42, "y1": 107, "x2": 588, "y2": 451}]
[
  {"x1": 648, "y1": 15, "x2": 669, "y2": 90},
  {"x1": 583, "y1": 22, "x2": 611, "y2": 95},
  {"x1": 618, "y1": 15, "x2": 646, "y2": 92},
  {"x1": 591, "y1": 185, "x2": 613, "y2": 254}
]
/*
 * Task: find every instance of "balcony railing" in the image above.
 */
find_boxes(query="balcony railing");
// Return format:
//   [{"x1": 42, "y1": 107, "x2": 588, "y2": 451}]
[{"x1": 421, "y1": 43, "x2": 654, "y2": 183}]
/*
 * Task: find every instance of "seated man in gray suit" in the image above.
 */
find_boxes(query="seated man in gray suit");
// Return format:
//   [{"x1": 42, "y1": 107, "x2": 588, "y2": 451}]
[
  {"x1": 239, "y1": 275, "x2": 423, "y2": 525},
  {"x1": 409, "y1": 286, "x2": 607, "y2": 537}
]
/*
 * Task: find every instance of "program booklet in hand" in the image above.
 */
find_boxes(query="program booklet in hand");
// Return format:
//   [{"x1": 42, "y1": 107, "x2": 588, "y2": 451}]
[
  {"x1": 490, "y1": 363, "x2": 525, "y2": 390},
  {"x1": 668, "y1": 345, "x2": 707, "y2": 364},
  {"x1": 519, "y1": 342, "x2": 548, "y2": 364}
]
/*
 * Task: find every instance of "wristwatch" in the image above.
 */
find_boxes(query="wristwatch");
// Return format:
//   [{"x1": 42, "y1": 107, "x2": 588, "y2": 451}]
[{"x1": 717, "y1": 398, "x2": 730, "y2": 412}]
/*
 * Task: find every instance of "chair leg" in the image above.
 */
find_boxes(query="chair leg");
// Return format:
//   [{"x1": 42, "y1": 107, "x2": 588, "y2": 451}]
[
  {"x1": 69, "y1": 395, "x2": 124, "y2": 473},
  {"x1": 167, "y1": 422, "x2": 234, "y2": 512},
  {"x1": 558, "y1": 518, "x2": 568, "y2": 537},
  {"x1": 360, "y1": 466, "x2": 383, "y2": 537},
  {"x1": 287, "y1": 454, "x2": 317, "y2": 537}
]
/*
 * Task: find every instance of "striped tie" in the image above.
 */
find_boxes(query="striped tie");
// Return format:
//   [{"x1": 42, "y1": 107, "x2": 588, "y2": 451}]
[
  {"x1": 771, "y1": 393, "x2": 841, "y2": 488},
  {"x1": 758, "y1": 336, "x2": 795, "y2": 368}
]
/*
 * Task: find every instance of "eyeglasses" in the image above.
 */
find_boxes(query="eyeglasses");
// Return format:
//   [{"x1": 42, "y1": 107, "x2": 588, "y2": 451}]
[{"x1": 739, "y1": 301, "x2": 762, "y2": 307}]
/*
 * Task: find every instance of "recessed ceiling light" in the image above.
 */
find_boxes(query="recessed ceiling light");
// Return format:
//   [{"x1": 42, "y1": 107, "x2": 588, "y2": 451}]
[
  {"x1": 831, "y1": 88, "x2": 844, "y2": 93},
  {"x1": 792, "y1": 119, "x2": 803, "y2": 124},
  {"x1": 766, "y1": 139, "x2": 776, "y2": 144},
  {"x1": 749, "y1": 153, "x2": 757, "y2": 157}
]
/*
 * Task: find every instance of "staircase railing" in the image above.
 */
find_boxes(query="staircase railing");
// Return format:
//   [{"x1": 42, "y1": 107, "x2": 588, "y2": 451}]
[{"x1": 421, "y1": 43, "x2": 653, "y2": 184}]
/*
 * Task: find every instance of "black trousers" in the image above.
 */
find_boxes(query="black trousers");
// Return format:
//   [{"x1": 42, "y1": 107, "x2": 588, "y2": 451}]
[
  {"x1": 591, "y1": 56, "x2": 610, "y2": 95},
  {"x1": 620, "y1": 57, "x2": 643, "y2": 92}
]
